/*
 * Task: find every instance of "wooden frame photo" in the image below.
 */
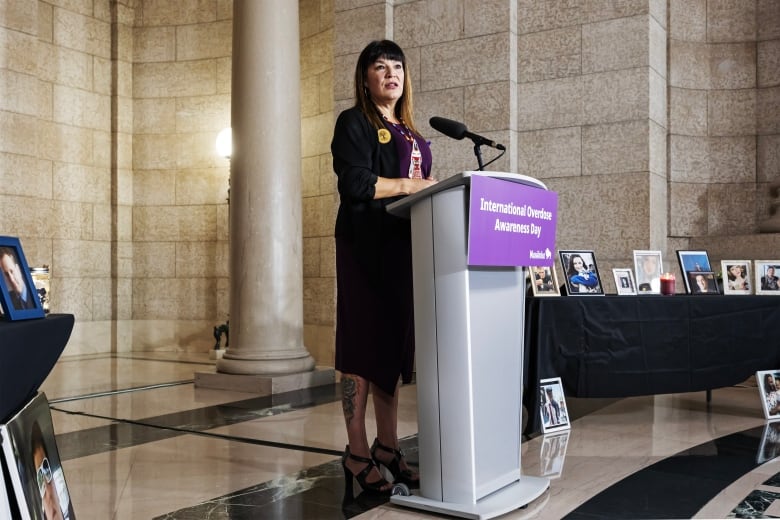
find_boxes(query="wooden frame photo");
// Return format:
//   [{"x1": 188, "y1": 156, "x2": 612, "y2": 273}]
[
  {"x1": 612, "y1": 268, "x2": 636, "y2": 295},
  {"x1": 755, "y1": 261, "x2": 780, "y2": 295},
  {"x1": 0, "y1": 236, "x2": 45, "y2": 321},
  {"x1": 529, "y1": 265, "x2": 560, "y2": 297},
  {"x1": 633, "y1": 250, "x2": 663, "y2": 294},
  {"x1": 721, "y1": 260, "x2": 752, "y2": 295},
  {"x1": 757, "y1": 370, "x2": 780, "y2": 420},
  {"x1": 676, "y1": 250, "x2": 714, "y2": 294},
  {"x1": 539, "y1": 377, "x2": 570, "y2": 434},
  {"x1": 558, "y1": 250, "x2": 603, "y2": 295}
]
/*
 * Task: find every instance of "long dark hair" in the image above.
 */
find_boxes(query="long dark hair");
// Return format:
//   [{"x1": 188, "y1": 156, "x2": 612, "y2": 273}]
[{"x1": 353, "y1": 40, "x2": 419, "y2": 135}]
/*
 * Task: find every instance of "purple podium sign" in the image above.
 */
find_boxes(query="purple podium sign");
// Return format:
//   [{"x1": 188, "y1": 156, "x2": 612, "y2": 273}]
[{"x1": 467, "y1": 175, "x2": 558, "y2": 267}]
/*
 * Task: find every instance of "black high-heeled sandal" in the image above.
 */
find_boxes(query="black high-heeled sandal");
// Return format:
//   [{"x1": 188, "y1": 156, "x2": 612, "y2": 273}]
[
  {"x1": 341, "y1": 445, "x2": 393, "y2": 499},
  {"x1": 371, "y1": 438, "x2": 420, "y2": 489}
]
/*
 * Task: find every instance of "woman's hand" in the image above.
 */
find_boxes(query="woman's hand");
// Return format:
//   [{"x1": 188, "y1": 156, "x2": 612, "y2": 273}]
[{"x1": 374, "y1": 177, "x2": 437, "y2": 199}]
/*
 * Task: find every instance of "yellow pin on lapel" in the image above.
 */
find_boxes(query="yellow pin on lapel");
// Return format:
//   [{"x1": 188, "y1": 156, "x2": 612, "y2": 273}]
[{"x1": 378, "y1": 129, "x2": 391, "y2": 144}]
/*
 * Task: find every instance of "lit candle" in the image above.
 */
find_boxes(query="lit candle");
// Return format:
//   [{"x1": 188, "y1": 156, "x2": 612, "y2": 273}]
[{"x1": 660, "y1": 272, "x2": 675, "y2": 295}]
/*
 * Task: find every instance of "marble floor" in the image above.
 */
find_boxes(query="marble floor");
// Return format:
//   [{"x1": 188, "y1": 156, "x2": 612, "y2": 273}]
[{"x1": 17, "y1": 351, "x2": 780, "y2": 519}]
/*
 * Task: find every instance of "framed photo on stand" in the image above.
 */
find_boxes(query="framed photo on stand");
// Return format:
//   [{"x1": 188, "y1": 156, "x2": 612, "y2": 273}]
[
  {"x1": 0, "y1": 393, "x2": 76, "y2": 520},
  {"x1": 676, "y1": 250, "x2": 713, "y2": 294},
  {"x1": 633, "y1": 250, "x2": 663, "y2": 294},
  {"x1": 539, "y1": 377, "x2": 570, "y2": 434},
  {"x1": 755, "y1": 261, "x2": 780, "y2": 294},
  {"x1": 529, "y1": 265, "x2": 560, "y2": 297},
  {"x1": 558, "y1": 250, "x2": 603, "y2": 295},
  {"x1": 0, "y1": 236, "x2": 45, "y2": 321},
  {"x1": 687, "y1": 271, "x2": 719, "y2": 294},
  {"x1": 757, "y1": 370, "x2": 780, "y2": 420},
  {"x1": 721, "y1": 260, "x2": 752, "y2": 295},
  {"x1": 612, "y1": 268, "x2": 637, "y2": 295}
]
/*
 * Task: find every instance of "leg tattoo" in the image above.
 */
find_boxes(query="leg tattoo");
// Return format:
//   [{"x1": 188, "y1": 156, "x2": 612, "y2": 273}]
[{"x1": 342, "y1": 377, "x2": 357, "y2": 426}]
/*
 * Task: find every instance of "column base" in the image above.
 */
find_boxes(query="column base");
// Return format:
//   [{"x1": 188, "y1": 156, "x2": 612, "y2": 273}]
[{"x1": 194, "y1": 366, "x2": 335, "y2": 395}]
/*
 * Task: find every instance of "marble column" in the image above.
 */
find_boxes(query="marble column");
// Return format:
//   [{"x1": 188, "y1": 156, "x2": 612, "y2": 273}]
[{"x1": 198, "y1": 0, "x2": 331, "y2": 393}]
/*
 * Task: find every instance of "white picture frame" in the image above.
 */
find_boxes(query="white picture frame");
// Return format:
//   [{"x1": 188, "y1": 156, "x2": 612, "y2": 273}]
[
  {"x1": 755, "y1": 261, "x2": 780, "y2": 295},
  {"x1": 612, "y1": 268, "x2": 637, "y2": 295},
  {"x1": 539, "y1": 377, "x2": 570, "y2": 434},
  {"x1": 633, "y1": 250, "x2": 663, "y2": 294},
  {"x1": 721, "y1": 260, "x2": 752, "y2": 295},
  {"x1": 757, "y1": 370, "x2": 780, "y2": 420},
  {"x1": 0, "y1": 393, "x2": 76, "y2": 520}
]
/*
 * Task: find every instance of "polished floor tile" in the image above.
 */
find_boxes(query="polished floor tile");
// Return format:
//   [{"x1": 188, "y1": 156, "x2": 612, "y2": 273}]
[{"x1": 18, "y1": 351, "x2": 780, "y2": 519}]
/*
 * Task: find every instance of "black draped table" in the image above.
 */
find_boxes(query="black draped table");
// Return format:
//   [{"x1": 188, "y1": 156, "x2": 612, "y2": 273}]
[
  {"x1": 0, "y1": 314, "x2": 74, "y2": 423},
  {"x1": 523, "y1": 295, "x2": 780, "y2": 434}
]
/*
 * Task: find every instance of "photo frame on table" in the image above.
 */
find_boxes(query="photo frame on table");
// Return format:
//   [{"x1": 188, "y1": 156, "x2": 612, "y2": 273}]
[
  {"x1": 612, "y1": 268, "x2": 637, "y2": 295},
  {"x1": 676, "y1": 250, "x2": 713, "y2": 294},
  {"x1": 529, "y1": 265, "x2": 560, "y2": 297},
  {"x1": 539, "y1": 430, "x2": 570, "y2": 479},
  {"x1": 539, "y1": 377, "x2": 570, "y2": 434},
  {"x1": 558, "y1": 250, "x2": 603, "y2": 295},
  {"x1": 633, "y1": 250, "x2": 663, "y2": 294},
  {"x1": 755, "y1": 261, "x2": 780, "y2": 295},
  {"x1": 687, "y1": 271, "x2": 719, "y2": 294},
  {"x1": 0, "y1": 236, "x2": 45, "y2": 321},
  {"x1": 757, "y1": 370, "x2": 780, "y2": 420},
  {"x1": 1, "y1": 393, "x2": 76, "y2": 520},
  {"x1": 721, "y1": 260, "x2": 752, "y2": 295}
]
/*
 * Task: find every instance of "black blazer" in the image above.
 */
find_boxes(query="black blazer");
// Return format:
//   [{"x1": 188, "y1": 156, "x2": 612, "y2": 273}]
[{"x1": 331, "y1": 107, "x2": 410, "y2": 279}]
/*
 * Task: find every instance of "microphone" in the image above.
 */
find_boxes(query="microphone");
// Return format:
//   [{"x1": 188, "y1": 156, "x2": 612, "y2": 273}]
[{"x1": 429, "y1": 116, "x2": 505, "y2": 151}]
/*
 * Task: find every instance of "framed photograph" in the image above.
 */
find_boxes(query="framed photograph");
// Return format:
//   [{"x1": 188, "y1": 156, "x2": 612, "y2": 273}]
[
  {"x1": 633, "y1": 250, "x2": 663, "y2": 294},
  {"x1": 539, "y1": 377, "x2": 570, "y2": 434},
  {"x1": 755, "y1": 261, "x2": 780, "y2": 295},
  {"x1": 0, "y1": 236, "x2": 45, "y2": 321},
  {"x1": 757, "y1": 370, "x2": 780, "y2": 420},
  {"x1": 529, "y1": 265, "x2": 560, "y2": 297},
  {"x1": 676, "y1": 250, "x2": 713, "y2": 294},
  {"x1": 1, "y1": 393, "x2": 76, "y2": 520},
  {"x1": 721, "y1": 260, "x2": 752, "y2": 295},
  {"x1": 612, "y1": 268, "x2": 636, "y2": 295},
  {"x1": 687, "y1": 271, "x2": 719, "y2": 294},
  {"x1": 558, "y1": 250, "x2": 603, "y2": 295},
  {"x1": 540, "y1": 430, "x2": 570, "y2": 479}
]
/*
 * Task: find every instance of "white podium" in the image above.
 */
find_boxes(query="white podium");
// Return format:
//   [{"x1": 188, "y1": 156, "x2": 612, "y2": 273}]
[{"x1": 386, "y1": 172, "x2": 550, "y2": 519}]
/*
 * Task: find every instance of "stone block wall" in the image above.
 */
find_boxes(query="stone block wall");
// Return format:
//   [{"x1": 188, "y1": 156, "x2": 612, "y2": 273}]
[
  {"x1": 301, "y1": 0, "x2": 337, "y2": 368},
  {"x1": 669, "y1": 0, "x2": 780, "y2": 239},
  {"x1": 518, "y1": 1, "x2": 669, "y2": 288},
  {"x1": 128, "y1": 0, "x2": 232, "y2": 353}
]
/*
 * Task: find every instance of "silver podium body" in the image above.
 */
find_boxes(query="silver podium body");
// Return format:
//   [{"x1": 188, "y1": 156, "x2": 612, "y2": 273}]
[{"x1": 386, "y1": 171, "x2": 550, "y2": 519}]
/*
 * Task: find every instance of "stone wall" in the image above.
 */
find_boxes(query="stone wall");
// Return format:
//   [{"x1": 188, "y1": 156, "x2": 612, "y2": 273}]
[{"x1": 301, "y1": 0, "x2": 336, "y2": 368}]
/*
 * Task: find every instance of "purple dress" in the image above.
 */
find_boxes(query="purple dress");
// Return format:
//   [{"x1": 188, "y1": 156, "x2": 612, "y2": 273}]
[{"x1": 331, "y1": 107, "x2": 432, "y2": 395}]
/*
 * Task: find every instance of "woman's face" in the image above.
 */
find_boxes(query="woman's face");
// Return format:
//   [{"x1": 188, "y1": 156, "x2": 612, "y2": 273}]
[
  {"x1": 365, "y1": 57, "x2": 404, "y2": 106},
  {"x1": 696, "y1": 275, "x2": 706, "y2": 289},
  {"x1": 769, "y1": 267, "x2": 776, "y2": 277},
  {"x1": 729, "y1": 265, "x2": 741, "y2": 277},
  {"x1": 573, "y1": 256, "x2": 584, "y2": 271}
]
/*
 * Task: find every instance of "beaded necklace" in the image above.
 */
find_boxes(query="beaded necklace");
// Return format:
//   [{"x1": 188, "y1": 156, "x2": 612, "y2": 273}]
[{"x1": 382, "y1": 115, "x2": 415, "y2": 144}]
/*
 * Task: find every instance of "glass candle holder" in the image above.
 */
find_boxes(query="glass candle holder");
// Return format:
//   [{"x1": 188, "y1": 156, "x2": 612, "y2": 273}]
[{"x1": 660, "y1": 272, "x2": 675, "y2": 295}]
